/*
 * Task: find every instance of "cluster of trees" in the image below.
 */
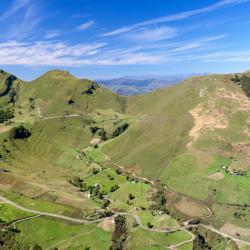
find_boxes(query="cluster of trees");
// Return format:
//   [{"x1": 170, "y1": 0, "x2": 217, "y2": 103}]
[
  {"x1": 90, "y1": 127, "x2": 108, "y2": 141},
  {"x1": 10, "y1": 125, "x2": 31, "y2": 139},
  {"x1": 0, "y1": 227, "x2": 43, "y2": 250},
  {"x1": 83, "y1": 82, "x2": 99, "y2": 95},
  {"x1": 90, "y1": 122, "x2": 129, "y2": 142},
  {"x1": 69, "y1": 175, "x2": 120, "y2": 200},
  {"x1": 150, "y1": 188, "x2": 167, "y2": 212},
  {"x1": 69, "y1": 177, "x2": 104, "y2": 198},
  {"x1": 193, "y1": 234, "x2": 211, "y2": 250},
  {"x1": 0, "y1": 110, "x2": 14, "y2": 123},
  {"x1": 231, "y1": 74, "x2": 250, "y2": 97},
  {"x1": 112, "y1": 123, "x2": 129, "y2": 138},
  {"x1": 110, "y1": 215, "x2": 128, "y2": 250}
]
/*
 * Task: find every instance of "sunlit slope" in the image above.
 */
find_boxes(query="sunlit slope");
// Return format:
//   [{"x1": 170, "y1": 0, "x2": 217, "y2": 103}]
[
  {"x1": 16, "y1": 70, "x2": 126, "y2": 116},
  {"x1": 103, "y1": 74, "x2": 250, "y2": 203}
]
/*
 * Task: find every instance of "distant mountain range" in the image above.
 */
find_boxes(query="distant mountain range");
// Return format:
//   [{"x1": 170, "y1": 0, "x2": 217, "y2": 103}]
[{"x1": 96, "y1": 73, "x2": 208, "y2": 95}]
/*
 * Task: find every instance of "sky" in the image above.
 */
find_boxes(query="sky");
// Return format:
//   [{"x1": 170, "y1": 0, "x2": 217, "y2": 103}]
[{"x1": 0, "y1": 0, "x2": 250, "y2": 80}]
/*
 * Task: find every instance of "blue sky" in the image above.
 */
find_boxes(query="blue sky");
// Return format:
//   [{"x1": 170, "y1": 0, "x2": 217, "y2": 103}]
[{"x1": 0, "y1": 0, "x2": 250, "y2": 80}]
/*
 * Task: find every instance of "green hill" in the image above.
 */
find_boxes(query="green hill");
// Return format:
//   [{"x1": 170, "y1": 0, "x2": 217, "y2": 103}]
[
  {"x1": 0, "y1": 69, "x2": 249, "y2": 250},
  {"x1": 104, "y1": 73, "x2": 250, "y2": 204}
]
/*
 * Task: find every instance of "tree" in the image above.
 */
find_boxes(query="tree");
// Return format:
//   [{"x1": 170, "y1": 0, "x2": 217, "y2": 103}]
[
  {"x1": 147, "y1": 222, "x2": 153, "y2": 228},
  {"x1": 10, "y1": 125, "x2": 31, "y2": 139},
  {"x1": 110, "y1": 184, "x2": 119, "y2": 192},
  {"x1": 128, "y1": 193, "x2": 135, "y2": 200}
]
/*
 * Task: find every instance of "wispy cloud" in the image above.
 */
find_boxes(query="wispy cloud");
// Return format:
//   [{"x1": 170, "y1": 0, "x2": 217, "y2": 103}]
[
  {"x1": 0, "y1": 40, "x2": 107, "y2": 66},
  {"x1": 126, "y1": 26, "x2": 178, "y2": 42},
  {"x1": 101, "y1": 0, "x2": 250, "y2": 37},
  {"x1": 0, "y1": 34, "x2": 228, "y2": 66},
  {"x1": 77, "y1": 20, "x2": 95, "y2": 31},
  {"x1": 170, "y1": 35, "x2": 226, "y2": 52},
  {"x1": 0, "y1": 0, "x2": 31, "y2": 21},
  {"x1": 44, "y1": 30, "x2": 62, "y2": 39},
  {"x1": 4, "y1": 4, "x2": 41, "y2": 40}
]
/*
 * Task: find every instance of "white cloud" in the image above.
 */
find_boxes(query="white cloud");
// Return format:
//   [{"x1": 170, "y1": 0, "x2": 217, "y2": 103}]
[
  {"x1": 0, "y1": 41, "x2": 106, "y2": 66},
  {"x1": 0, "y1": 34, "x2": 236, "y2": 67},
  {"x1": 127, "y1": 26, "x2": 177, "y2": 42},
  {"x1": 101, "y1": 0, "x2": 250, "y2": 37},
  {"x1": 77, "y1": 20, "x2": 95, "y2": 31}
]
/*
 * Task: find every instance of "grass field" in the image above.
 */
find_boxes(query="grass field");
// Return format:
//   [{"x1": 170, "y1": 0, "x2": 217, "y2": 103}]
[
  {"x1": 16, "y1": 217, "x2": 112, "y2": 249},
  {"x1": 127, "y1": 228, "x2": 192, "y2": 249},
  {"x1": 0, "y1": 203, "x2": 34, "y2": 223},
  {"x1": 0, "y1": 190, "x2": 76, "y2": 216}
]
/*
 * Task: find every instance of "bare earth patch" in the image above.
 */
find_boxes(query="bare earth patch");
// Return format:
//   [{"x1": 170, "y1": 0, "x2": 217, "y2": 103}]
[
  {"x1": 90, "y1": 138, "x2": 101, "y2": 146},
  {"x1": 188, "y1": 85, "x2": 250, "y2": 147},
  {"x1": 0, "y1": 126, "x2": 11, "y2": 134},
  {"x1": 220, "y1": 223, "x2": 250, "y2": 240},
  {"x1": 189, "y1": 104, "x2": 228, "y2": 144},
  {"x1": 175, "y1": 197, "x2": 209, "y2": 217},
  {"x1": 98, "y1": 218, "x2": 115, "y2": 232},
  {"x1": 207, "y1": 172, "x2": 224, "y2": 180}
]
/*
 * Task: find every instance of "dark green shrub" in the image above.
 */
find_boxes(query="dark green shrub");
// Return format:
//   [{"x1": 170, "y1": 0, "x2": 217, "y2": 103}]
[
  {"x1": 0, "y1": 110, "x2": 14, "y2": 123},
  {"x1": 10, "y1": 125, "x2": 31, "y2": 139},
  {"x1": 241, "y1": 75, "x2": 250, "y2": 97}
]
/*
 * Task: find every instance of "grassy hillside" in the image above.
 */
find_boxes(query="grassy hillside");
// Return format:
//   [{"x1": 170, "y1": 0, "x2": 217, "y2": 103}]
[
  {"x1": 15, "y1": 70, "x2": 126, "y2": 117},
  {"x1": 103, "y1": 74, "x2": 250, "y2": 204},
  {"x1": 0, "y1": 69, "x2": 250, "y2": 249}
]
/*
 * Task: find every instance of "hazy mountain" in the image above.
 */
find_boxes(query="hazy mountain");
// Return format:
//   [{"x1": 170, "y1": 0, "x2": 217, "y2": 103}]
[{"x1": 97, "y1": 73, "x2": 207, "y2": 95}]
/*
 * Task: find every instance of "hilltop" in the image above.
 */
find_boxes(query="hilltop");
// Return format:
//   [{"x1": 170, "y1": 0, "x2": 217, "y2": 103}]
[{"x1": 0, "y1": 69, "x2": 249, "y2": 249}]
